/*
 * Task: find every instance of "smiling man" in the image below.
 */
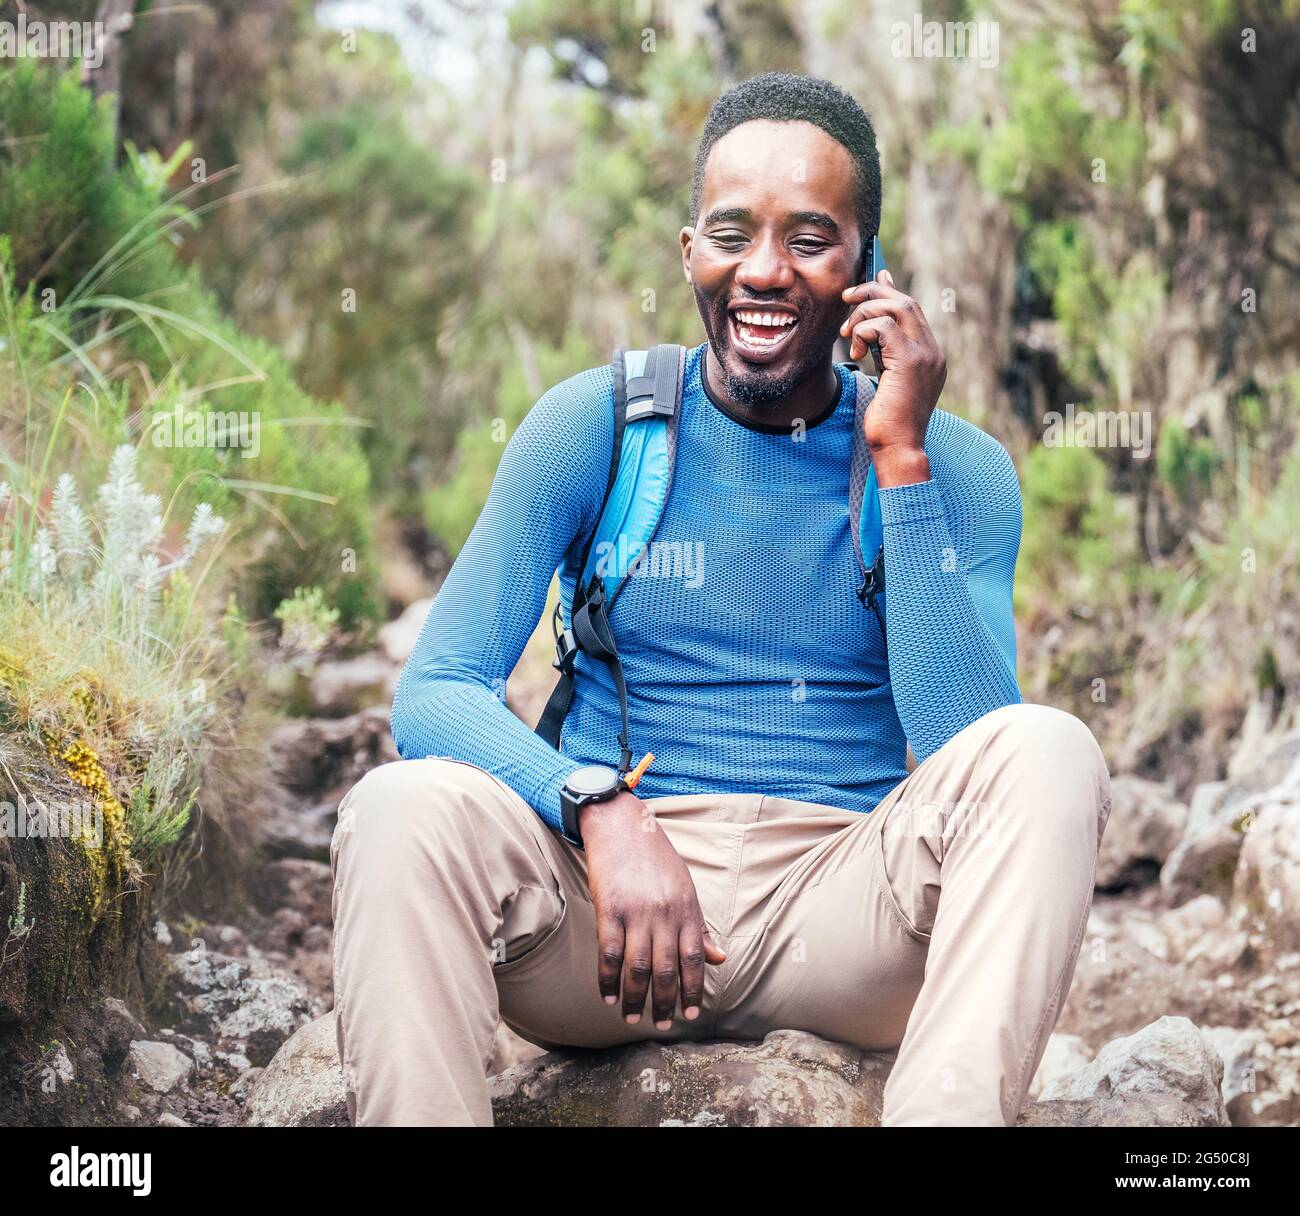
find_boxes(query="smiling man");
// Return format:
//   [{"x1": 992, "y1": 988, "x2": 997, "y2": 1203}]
[{"x1": 330, "y1": 73, "x2": 1112, "y2": 1127}]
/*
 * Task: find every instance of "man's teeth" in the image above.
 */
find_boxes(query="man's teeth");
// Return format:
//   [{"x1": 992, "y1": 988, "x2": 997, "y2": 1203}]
[
  {"x1": 734, "y1": 311, "x2": 796, "y2": 327},
  {"x1": 733, "y1": 311, "x2": 797, "y2": 348}
]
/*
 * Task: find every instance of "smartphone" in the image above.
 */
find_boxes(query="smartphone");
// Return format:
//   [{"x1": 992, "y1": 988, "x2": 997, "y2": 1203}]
[{"x1": 859, "y1": 235, "x2": 887, "y2": 378}]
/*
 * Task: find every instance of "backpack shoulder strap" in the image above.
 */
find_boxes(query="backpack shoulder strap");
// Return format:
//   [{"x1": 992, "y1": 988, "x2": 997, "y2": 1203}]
[
  {"x1": 536, "y1": 344, "x2": 684, "y2": 762},
  {"x1": 849, "y1": 369, "x2": 888, "y2": 656}
]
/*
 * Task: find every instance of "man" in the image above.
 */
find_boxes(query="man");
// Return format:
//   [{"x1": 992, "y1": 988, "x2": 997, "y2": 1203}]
[{"x1": 331, "y1": 72, "x2": 1112, "y2": 1127}]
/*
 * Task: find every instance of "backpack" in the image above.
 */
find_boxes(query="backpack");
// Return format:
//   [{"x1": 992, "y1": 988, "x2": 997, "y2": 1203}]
[{"x1": 534, "y1": 343, "x2": 888, "y2": 774}]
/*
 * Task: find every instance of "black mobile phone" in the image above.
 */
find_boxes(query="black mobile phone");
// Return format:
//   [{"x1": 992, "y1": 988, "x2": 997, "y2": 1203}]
[{"x1": 858, "y1": 235, "x2": 887, "y2": 377}]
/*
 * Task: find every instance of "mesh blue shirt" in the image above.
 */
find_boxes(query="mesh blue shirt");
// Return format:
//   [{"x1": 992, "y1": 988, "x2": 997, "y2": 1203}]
[{"x1": 392, "y1": 342, "x2": 1022, "y2": 833}]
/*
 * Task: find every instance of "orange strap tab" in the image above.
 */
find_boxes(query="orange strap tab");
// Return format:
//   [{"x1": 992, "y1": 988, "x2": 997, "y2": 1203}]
[{"x1": 623, "y1": 751, "x2": 654, "y2": 790}]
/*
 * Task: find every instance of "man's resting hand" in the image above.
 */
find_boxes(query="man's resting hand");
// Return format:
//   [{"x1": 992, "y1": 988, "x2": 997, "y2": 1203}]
[{"x1": 581, "y1": 793, "x2": 727, "y2": 1028}]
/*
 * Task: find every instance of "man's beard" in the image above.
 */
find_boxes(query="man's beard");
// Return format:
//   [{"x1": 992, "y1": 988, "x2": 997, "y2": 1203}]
[
  {"x1": 716, "y1": 359, "x2": 797, "y2": 407},
  {"x1": 696, "y1": 285, "x2": 830, "y2": 409}
]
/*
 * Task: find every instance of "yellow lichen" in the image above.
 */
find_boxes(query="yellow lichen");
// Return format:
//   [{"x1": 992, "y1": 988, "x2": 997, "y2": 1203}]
[{"x1": 45, "y1": 736, "x2": 133, "y2": 921}]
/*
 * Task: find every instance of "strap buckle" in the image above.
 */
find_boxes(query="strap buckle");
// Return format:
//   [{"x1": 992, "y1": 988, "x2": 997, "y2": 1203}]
[
  {"x1": 857, "y1": 546, "x2": 886, "y2": 607},
  {"x1": 553, "y1": 626, "x2": 579, "y2": 674}
]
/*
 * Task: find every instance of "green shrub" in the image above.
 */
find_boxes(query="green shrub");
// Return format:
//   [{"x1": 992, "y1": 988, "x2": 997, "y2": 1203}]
[
  {"x1": 0, "y1": 62, "x2": 379, "y2": 629},
  {"x1": 425, "y1": 330, "x2": 601, "y2": 554}
]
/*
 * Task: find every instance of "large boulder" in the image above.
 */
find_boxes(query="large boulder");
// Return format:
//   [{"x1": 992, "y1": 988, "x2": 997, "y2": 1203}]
[
  {"x1": 1162, "y1": 733, "x2": 1300, "y2": 907},
  {"x1": 1230, "y1": 802, "x2": 1300, "y2": 964},
  {"x1": 1094, "y1": 777, "x2": 1187, "y2": 891},
  {"x1": 1037, "y1": 1015, "x2": 1229, "y2": 1127},
  {"x1": 241, "y1": 1014, "x2": 349, "y2": 1128},
  {"x1": 244, "y1": 1011, "x2": 1234, "y2": 1128},
  {"x1": 490, "y1": 1031, "x2": 894, "y2": 1127}
]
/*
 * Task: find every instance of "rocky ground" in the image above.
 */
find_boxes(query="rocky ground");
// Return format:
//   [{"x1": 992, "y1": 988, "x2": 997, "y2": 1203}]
[{"x1": 47, "y1": 593, "x2": 1299, "y2": 1127}]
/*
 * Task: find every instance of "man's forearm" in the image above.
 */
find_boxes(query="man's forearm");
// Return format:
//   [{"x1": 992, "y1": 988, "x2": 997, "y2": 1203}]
[
  {"x1": 876, "y1": 472, "x2": 1021, "y2": 763},
  {"x1": 391, "y1": 668, "x2": 582, "y2": 832}
]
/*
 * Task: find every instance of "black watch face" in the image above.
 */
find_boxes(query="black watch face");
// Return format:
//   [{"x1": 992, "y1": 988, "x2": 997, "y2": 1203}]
[{"x1": 567, "y1": 764, "x2": 620, "y2": 798}]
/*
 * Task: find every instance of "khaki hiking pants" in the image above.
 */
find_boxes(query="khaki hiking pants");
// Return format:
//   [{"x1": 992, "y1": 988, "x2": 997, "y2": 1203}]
[{"x1": 330, "y1": 703, "x2": 1112, "y2": 1126}]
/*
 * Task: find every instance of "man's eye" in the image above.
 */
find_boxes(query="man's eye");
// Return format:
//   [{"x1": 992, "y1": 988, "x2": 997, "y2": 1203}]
[{"x1": 792, "y1": 242, "x2": 830, "y2": 255}]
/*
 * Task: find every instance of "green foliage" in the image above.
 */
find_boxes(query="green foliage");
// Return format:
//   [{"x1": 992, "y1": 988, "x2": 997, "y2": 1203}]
[
  {"x1": 0, "y1": 62, "x2": 379, "y2": 629},
  {"x1": 0, "y1": 59, "x2": 173, "y2": 297},
  {"x1": 274, "y1": 586, "x2": 340, "y2": 657},
  {"x1": 986, "y1": 40, "x2": 1145, "y2": 223},
  {"x1": 1157, "y1": 414, "x2": 1219, "y2": 504},
  {"x1": 425, "y1": 330, "x2": 601, "y2": 554},
  {"x1": 1016, "y1": 443, "x2": 1133, "y2": 617},
  {"x1": 0, "y1": 443, "x2": 230, "y2": 862},
  {"x1": 190, "y1": 33, "x2": 483, "y2": 513}
]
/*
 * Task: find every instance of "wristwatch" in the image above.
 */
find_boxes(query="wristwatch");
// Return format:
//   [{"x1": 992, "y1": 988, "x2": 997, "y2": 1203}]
[{"x1": 559, "y1": 764, "x2": 627, "y2": 848}]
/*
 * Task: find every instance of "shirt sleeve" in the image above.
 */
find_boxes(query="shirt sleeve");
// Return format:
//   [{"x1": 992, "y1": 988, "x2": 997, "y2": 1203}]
[
  {"x1": 878, "y1": 411, "x2": 1022, "y2": 762},
  {"x1": 390, "y1": 364, "x2": 614, "y2": 832}
]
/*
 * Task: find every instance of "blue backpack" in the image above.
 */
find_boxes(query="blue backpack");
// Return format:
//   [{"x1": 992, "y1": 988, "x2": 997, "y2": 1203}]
[{"x1": 535, "y1": 343, "x2": 888, "y2": 773}]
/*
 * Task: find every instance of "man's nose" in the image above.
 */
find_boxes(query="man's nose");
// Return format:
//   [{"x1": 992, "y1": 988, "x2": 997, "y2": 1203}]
[{"x1": 735, "y1": 237, "x2": 793, "y2": 292}]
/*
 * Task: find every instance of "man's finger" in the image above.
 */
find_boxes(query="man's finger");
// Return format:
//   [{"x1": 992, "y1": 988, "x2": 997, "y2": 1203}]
[
  {"x1": 847, "y1": 316, "x2": 899, "y2": 363},
  {"x1": 839, "y1": 297, "x2": 914, "y2": 341},
  {"x1": 703, "y1": 929, "x2": 727, "y2": 965},
  {"x1": 596, "y1": 912, "x2": 625, "y2": 1005},
  {"x1": 621, "y1": 923, "x2": 653, "y2": 1024},
  {"x1": 651, "y1": 924, "x2": 680, "y2": 1030},
  {"x1": 678, "y1": 921, "x2": 707, "y2": 1022},
  {"x1": 841, "y1": 278, "x2": 903, "y2": 304}
]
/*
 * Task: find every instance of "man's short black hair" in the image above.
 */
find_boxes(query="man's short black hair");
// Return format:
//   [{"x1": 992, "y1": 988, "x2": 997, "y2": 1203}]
[{"x1": 691, "y1": 72, "x2": 882, "y2": 253}]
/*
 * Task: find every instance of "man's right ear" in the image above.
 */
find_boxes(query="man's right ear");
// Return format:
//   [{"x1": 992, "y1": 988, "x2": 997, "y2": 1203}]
[{"x1": 679, "y1": 226, "x2": 694, "y2": 285}]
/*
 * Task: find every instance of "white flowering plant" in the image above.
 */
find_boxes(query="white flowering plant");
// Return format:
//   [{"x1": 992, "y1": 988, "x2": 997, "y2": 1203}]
[{"x1": 0, "y1": 444, "x2": 234, "y2": 854}]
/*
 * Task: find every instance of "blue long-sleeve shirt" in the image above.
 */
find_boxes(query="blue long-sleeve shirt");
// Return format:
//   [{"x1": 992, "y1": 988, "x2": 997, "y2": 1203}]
[{"x1": 392, "y1": 342, "x2": 1022, "y2": 833}]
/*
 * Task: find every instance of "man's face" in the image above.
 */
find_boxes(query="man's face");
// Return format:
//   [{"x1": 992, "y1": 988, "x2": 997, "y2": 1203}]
[{"x1": 681, "y1": 119, "x2": 864, "y2": 407}]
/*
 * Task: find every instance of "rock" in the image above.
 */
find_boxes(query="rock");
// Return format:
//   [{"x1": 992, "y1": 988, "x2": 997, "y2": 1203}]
[
  {"x1": 496, "y1": 1030, "x2": 896, "y2": 1127},
  {"x1": 307, "y1": 654, "x2": 399, "y2": 718},
  {"x1": 169, "y1": 945, "x2": 323, "y2": 1066},
  {"x1": 231, "y1": 1067, "x2": 263, "y2": 1103},
  {"x1": 241, "y1": 1012, "x2": 349, "y2": 1127},
  {"x1": 248, "y1": 1011, "x2": 1227, "y2": 1128},
  {"x1": 1198, "y1": 1025, "x2": 1292, "y2": 1126},
  {"x1": 1163, "y1": 734, "x2": 1300, "y2": 907},
  {"x1": 269, "y1": 707, "x2": 399, "y2": 801},
  {"x1": 377, "y1": 598, "x2": 433, "y2": 665},
  {"x1": 1094, "y1": 776, "x2": 1187, "y2": 890},
  {"x1": 1038, "y1": 1015, "x2": 1229, "y2": 1126},
  {"x1": 1016, "y1": 1091, "x2": 1219, "y2": 1127},
  {"x1": 258, "y1": 799, "x2": 339, "y2": 863},
  {"x1": 46, "y1": 1043, "x2": 75, "y2": 1086},
  {"x1": 1056, "y1": 919, "x2": 1255, "y2": 1050},
  {"x1": 156, "y1": 1112, "x2": 191, "y2": 1127},
  {"x1": 257, "y1": 859, "x2": 334, "y2": 928},
  {"x1": 1027, "y1": 1033, "x2": 1092, "y2": 1099},
  {"x1": 1155, "y1": 894, "x2": 1247, "y2": 969},
  {"x1": 488, "y1": 1022, "x2": 546, "y2": 1075},
  {"x1": 1230, "y1": 802, "x2": 1300, "y2": 965},
  {"x1": 129, "y1": 1041, "x2": 194, "y2": 1094},
  {"x1": 101, "y1": 997, "x2": 147, "y2": 1071}
]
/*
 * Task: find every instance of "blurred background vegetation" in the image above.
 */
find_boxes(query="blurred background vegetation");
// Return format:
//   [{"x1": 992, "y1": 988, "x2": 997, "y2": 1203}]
[{"x1": 0, "y1": 0, "x2": 1297, "y2": 906}]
